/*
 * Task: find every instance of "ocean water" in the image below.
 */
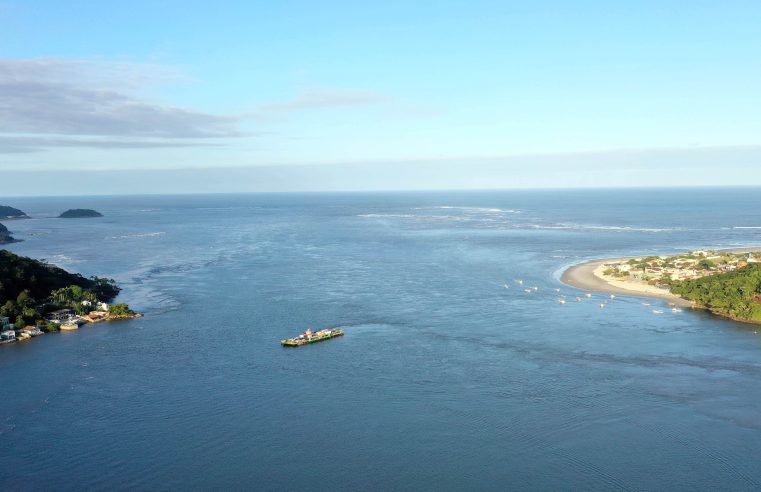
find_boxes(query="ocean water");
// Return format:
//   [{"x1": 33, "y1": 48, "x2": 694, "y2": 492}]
[{"x1": 1, "y1": 188, "x2": 761, "y2": 491}]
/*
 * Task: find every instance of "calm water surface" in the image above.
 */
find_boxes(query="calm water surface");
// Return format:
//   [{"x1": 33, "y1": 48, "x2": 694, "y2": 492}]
[{"x1": 1, "y1": 189, "x2": 761, "y2": 490}]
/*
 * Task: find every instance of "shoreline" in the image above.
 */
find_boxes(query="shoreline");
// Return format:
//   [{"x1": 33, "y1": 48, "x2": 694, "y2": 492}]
[
  {"x1": 560, "y1": 257, "x2": 693, "y2": 306},
  {"x1": 560, "y1": 247, "x2": 761, "y2": 307}
]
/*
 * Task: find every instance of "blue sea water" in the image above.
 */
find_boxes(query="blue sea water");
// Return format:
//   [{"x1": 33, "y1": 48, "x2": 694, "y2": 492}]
[{"x1": 1, "y1": 188, "x2": 761, "y2": 491}]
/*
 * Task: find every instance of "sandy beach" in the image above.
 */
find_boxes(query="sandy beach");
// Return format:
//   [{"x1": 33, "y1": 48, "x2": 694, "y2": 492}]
[
  {"x1": 561, "y1": 247, "x2": 761, "y2": 306},
  {"x1": 561, "y1": 257, "x2": 693, "y2": 306}
]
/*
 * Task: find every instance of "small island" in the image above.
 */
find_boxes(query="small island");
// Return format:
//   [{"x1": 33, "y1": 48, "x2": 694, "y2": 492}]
[
  {"x1": 0, "y1": 205, "x2": 28, "y2": 219},
  {"x1": 0, "y1": 223, "x2": 19, "y2": 244},
  {"x1": 0, "y1": 250, "x2": 141, "y2": 345},
  {"x1": 59, "y1": 209, "x2": 103, "y2": 218},
  {"x1": 562, "y1": 249, "x2": 761, "y2": 323}
]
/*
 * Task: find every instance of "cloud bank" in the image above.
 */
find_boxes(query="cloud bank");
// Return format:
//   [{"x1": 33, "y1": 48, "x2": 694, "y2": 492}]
[{"x1": 0, "y1": 58, "x2": 241, "y2": 152}]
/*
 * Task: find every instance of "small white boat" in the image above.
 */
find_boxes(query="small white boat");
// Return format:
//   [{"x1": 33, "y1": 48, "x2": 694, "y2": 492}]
[
  {"x1": 599, "y1": 303, "x2": 605, "y2": 308},
  {"x1": 516, "y1": 279, "x2": 523, "y2": 285},
  {"x1": 575, "y1": 297, "x2": 581, "y2": 302},
  {"x1": 558, "y1": 298, "x2": 566, "y2": 304},
  {"x1": 652, "y1": 309, "x2": 664, "y2": 314},
  {"x1": 609, "y1": 294, "x2": 616, "y2": 299},
  {"x1": 641, "y1": 302, "x2": 651, "y2": 306},
  {"x1": 555, "y1": 288, "x2": 560, "y2": 292},
  {"x1": 524, "y1": 288, "x2": 533, "y2": 293},
  {"x1": 672, "y1": 308, "x2": 683, "y2": 313},
  {"x1": 503, "y1": 283, "x2": 510, "y2": 289},
  {"x1": 532, "y1": 286, "x2": 539, "y2": 291},
  {"x1": 585, "y1": 293, "x2": 592, "y2": 298}
]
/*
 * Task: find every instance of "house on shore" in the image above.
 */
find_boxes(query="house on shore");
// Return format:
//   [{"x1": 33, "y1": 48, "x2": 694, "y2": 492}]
[
  {"x1": 48, "y1": 309, "x2": 75, "y2": 322},
  {"x1": 22, "y1": 326, "x2": 43, "y2": 336},
  {"x1": 1, "y1": 330, "x2": 16, "y2": 342}
]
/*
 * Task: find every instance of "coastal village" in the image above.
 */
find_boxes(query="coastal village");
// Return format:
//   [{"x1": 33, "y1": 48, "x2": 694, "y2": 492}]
[
  {"x1": 598, "y1": 250, "x2": 761, "y2": 289},
  {"x1": 1, "y1": 205, "x2": 144, "y2": 347},
  {"x1": 1, "y1": 301, "x2": 142, "y2": 345}
]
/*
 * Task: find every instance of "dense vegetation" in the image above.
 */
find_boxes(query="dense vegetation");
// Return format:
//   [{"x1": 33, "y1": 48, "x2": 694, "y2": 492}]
[
  {"x1": 0, "y1": 250, "x2": 121, "y2": 329},
  {"x1": 671, "y1": 264, "x2": 761, "y2": 321},
  {"x1": 0, "y1": 223, "x2": 17, "y2": 244},
  {"x1": 59, "y1": 209, "x2": 103, "y2": 218},
  {"x1": 108, "y1": 303, "x2": 135, "y2": 316},
  {"x1": 0, "y1": 205, "x2": 27, "y2": 219}
]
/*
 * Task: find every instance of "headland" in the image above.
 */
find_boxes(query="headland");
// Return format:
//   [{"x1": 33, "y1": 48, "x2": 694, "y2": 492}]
[{"x1": 561, "y1": 248, "x2": 761, "y2": 321}]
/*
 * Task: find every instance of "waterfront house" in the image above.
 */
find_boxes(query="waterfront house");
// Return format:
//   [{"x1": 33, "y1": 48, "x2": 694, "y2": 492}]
[
  {"x1": 48, "y1": 309, "x2": 74, "y2": 322},
  {"x1": 0, "y1": 316, "x2": 10, "y2": 328},
  {"x1": 97, "y1": 302, "x2": 109, "y2": 312},
  {"x1": 22, "y1": 326, "x2": 43, "y2": 336},
  {"x1": 1, "y1": 330, "x2": 16, "y2": 341}
]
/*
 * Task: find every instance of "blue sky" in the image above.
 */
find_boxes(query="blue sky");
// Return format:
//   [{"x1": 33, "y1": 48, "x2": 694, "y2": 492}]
[{"x1": 1, "y1": 1, "x2": 760, "y2": 194}]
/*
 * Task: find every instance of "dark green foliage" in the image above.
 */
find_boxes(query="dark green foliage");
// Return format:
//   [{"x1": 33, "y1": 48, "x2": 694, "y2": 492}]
[
  {"x1": 697, "y1": 259, "x2": 715, "y2": 270},
  {"x1": 59, "y1": 209, "x2": 103, "y2": 218},
  {"x1": 0, "y1": 206, "x2": 27, "y2": 218},
  {"x1": 0, "y1": 250, "x2": 119, "y2": 301},
  {"x1": 671, "y1": 264, "x2": 761, "y2": 321},
  {"x1": 0, "y1": 249, "x2": 122, "y2": 325},
  {"x1": 108, "y1": 304, "x2": 135, "y2": 316},
  {"x1": 43, "y1": 321, "x2": 60, "y2": 332}
]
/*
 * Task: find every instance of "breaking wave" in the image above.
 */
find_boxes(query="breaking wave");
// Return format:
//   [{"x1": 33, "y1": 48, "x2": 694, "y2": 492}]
[{"x1": 106, "y1": 232, "x2": 166, "y2": 240}]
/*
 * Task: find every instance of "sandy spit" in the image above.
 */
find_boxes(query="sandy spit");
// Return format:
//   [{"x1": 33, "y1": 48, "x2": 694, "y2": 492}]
[{"x1": 560, "y1": 247, "x2": 761, "y2": 306}]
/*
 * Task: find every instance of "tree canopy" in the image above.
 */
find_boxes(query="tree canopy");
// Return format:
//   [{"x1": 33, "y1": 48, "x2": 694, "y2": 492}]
[
  {"x1": 671, "y1": 264, "x2": 761, "y2": 321},
  {"x1": 0, "y1": 249, "x2": 121, "y2": 327}
]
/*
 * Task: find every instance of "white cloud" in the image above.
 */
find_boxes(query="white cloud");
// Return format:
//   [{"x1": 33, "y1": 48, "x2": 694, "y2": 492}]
[{"x1": 0, "y1": 58, "x2": 241, "y2": 152}]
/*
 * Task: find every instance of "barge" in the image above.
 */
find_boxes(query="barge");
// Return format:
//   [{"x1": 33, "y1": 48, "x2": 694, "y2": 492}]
[{"x1": 281, "y1": 328, "x2": 344, "y2": 346}]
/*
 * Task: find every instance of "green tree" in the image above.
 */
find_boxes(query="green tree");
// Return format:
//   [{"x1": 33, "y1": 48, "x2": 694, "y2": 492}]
[
  {"x1": 108, "y1": 304, "x2": 134, "y2": 316},
  {"x1": 697, "y1": 259, "x2": 715, "y2": 270}
]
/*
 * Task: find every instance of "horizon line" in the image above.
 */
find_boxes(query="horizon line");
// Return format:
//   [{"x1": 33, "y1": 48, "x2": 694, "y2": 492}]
[{"x1": 3, "y1": 184, "x2": 761, "y2": 200}]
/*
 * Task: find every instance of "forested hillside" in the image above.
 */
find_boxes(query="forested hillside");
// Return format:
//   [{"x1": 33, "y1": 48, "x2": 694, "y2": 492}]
[
  {"x1": 0, "y1": 250, "x2": 120, "y2": 327},
  {"x1": 672, "y1": 264, "x2": 761, "y2": 322}
]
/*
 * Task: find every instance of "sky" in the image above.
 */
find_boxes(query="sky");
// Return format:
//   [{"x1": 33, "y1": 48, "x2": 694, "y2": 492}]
[{"x1": 1, "y1": 0, "x2": 760, "y2": 195}]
